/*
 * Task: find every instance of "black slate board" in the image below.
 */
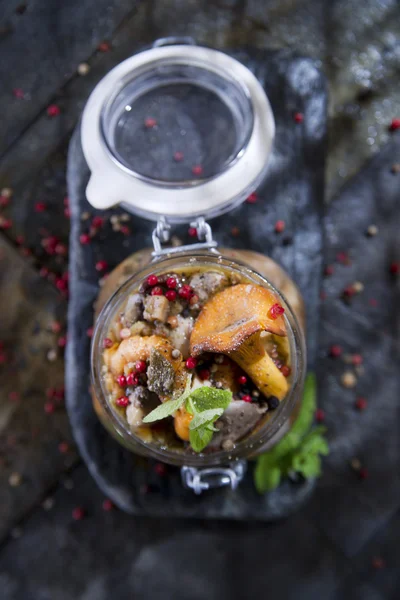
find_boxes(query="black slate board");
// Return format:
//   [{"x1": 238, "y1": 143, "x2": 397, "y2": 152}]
[{"x1": 66, "y1": 48, "x2": 326, "y2": 518}]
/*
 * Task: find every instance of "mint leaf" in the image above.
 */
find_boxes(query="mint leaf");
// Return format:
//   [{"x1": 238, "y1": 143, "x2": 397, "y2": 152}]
[
  {"x1": 186, "y1": 387, "x2": 232, "y2": 453},
  {"x1": 189, "y1": 426, "x2": 214, "y2": 453},
  {"x1": 190, "y1": 387, "x2": 232, "y2": 412},
  {"x1": 254, "y1": 461, "x2": 282, "y2": 493},
  {"x1": 143, "y1": 376, "x2": 192, "y2": 423},
  {"x1": 189, "y1": 408, "x2": 224, "y2": 430},
  {"x1": 254, "y1": 373, "x2": 329, "y2": 494}
]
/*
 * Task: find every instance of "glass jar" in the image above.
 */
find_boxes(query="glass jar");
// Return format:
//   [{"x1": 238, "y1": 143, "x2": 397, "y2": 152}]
[{"x1": 81, "y1": 38, "x2": 305, "y2": 493}]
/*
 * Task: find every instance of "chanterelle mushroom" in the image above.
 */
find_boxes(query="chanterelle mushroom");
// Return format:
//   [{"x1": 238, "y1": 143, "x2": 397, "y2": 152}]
[{"x1": 190, "y1": 284, "x2": 289, "y2": 401}]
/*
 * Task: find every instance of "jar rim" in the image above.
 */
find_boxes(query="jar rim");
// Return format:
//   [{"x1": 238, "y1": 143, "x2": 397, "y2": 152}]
[
  {"x1": 90, "y1": 251, "x2": 306, "y2": 467},
  {"x1": 81, "y1": 44, "x2": 275, "y2": 222}
]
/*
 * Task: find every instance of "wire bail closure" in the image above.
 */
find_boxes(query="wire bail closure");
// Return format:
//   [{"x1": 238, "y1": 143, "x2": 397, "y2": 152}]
[
  {"x1": 181, "y1": 461, "x2": 247, "y2": 495},
  {"x1": 152, "y1": 217, "x2": 218, "y2": 257}
]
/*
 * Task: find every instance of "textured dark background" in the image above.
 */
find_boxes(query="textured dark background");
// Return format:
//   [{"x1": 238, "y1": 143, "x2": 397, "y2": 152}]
[{"x1": 0, "y1": 1, "x2": 399, "y2": 599}]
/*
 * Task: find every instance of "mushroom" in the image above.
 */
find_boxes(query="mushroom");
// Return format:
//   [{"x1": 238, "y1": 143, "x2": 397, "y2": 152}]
[{"x1": 190, "y1": 284, "x2": 289, "y2": 401}]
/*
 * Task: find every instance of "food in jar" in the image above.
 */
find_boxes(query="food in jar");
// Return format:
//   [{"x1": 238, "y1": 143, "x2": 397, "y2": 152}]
[{"x1": 101, "y1": 266, "x2": 293, "y2": 455}]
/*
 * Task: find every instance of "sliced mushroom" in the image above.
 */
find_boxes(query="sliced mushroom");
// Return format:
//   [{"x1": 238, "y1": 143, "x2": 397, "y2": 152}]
[{"x1": 190, "y1": 284, "x2": 289, "y2": 401}]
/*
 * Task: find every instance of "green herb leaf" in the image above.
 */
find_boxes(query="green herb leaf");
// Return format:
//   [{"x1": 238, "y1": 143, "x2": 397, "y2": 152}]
[
  {"x1": 186, "y1": 386, "x2": 232, "y2": 453},
  {"x1": 143, "y1": 375, "x2": 192, "y2": 423},
  {"x1": 189, "y1": 408, "x2": 224, "y2": 430},
  {"x1": 190, "y1": 387, "x2": 232, "y2": 412},
  {"x1": 189, "y1": 426, "x2": 214, "y2": 453},
  {"x1": 254, "y1": 373, "x2": 329, "y2": 493}
]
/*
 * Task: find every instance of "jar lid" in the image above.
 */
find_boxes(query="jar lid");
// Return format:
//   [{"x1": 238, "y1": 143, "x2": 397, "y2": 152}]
[{"x1": 81, "y1": 41, "x2": 275, "y2": 223}]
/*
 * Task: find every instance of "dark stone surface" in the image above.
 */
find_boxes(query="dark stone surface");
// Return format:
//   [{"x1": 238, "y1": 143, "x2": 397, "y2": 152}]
[
  {"x1": 0, "y1": 237, "x2": 77, "y2": 544},
  {"x1": 66, "y1": 47, "x2": 326, "y2": 518}
]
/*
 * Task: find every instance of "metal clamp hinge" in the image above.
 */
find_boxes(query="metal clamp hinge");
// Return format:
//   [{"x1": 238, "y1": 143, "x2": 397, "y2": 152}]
[
  {"x1": 181, "y1": 461, "x2": 247, "y2": 495},
  {"x1": 151, "y1": 217, "x2": 218, "y2": 257}
]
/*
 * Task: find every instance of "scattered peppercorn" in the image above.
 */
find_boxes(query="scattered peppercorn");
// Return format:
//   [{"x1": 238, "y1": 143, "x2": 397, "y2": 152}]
[
  {"x1": 144, "y1": 117, "x2": 157, "y2": 128},
  {"x1": 246, "y1": 192, "x2": 257, "y2": 204},
  {"x1": 79, "y1": 233, "x2": 91, "y2": 245},
  {"x1": 98, "y1": 41, "x2": 111, "y2": 52},
  {"x1": 34, "y1": 202, "x2": 46, "y2": 212},
  {"x1": 391, "y1": 163, "x2": 400, "y2": 174},
  {"x1": 47, "y1": 104, "x2": 61, "y2": 117},
  {"x1": 358, "y1": 467, "x2": 369, "y2": 480},
  {"x1": 242, "y1": 394, "x2": 252, "y2": 403},
  {"x1": 389, "y1": 262, "x2": 399, "y2": 275},
  {"x1": 294, "y1": 112, "x2": 304, "y2": 123},
  {"x1": 341, "y1": 371, "x2": 357, "y2": 388},
  {"x1": 72, "y1": 507, "x2": 85, "y2": 520},
  {"x1": 371, "y1": 557, "x2": 385, "y2": 570},
  {"x1": 366, "y1": 224, "x2": 378, "y2": 236},
  {"x1": 191, "y1": 165, "x2": 203, "y2": 176},
  {"x1": 355, "y1": 397, "x2": 367, "y2": 411},
  {"x1": 324, "y1": 265, "x2": 334, "y2": 276},
  {"x1": 188, "y1": 227, "x2": 197, "y2": 237},
  {"x1": 102, "y1": 499, "x2": 114, "y2": 511},
  {"x1": 173, "y1": 151, "x2": 184, "y2": 162},
  {"x1": 95, "y1": 260, "x2": 108, "y2": 272},
  {"x1": 315, "y1": 408, "x2": 325, "y2": 423},
  {"x1": 237, "y1": 375, "x2": 247, "y2": 385},
  {"x1": 351, "y1": 354, "x2": 363, "y2": 366},
  {"x1": 199, "y1": 369, "x2": 210, "y2": 380},
  {"x1": 274, "y1": 220, "x2": 285, "y2": 233},
  {"x1": 166, "y1": 277, "x2": 177, "y2": 289},
  {"x1": 388, "y1": 118, "x2": 400, "y2": 132},
  {"x1": 280, "y1": 365, "x2": 291, "y2": 377},
  {"x1": 336, "y1": 251, "x2": 350, "y2": 265}
]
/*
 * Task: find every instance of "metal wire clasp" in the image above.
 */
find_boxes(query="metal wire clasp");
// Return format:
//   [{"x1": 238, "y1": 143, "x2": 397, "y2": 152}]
[
  {"x1": 181, "y1": 461, "x2": 247, "y2": 495},
  {"x1": 151, "y1": 217, "x2": 218, "y2": 257}
]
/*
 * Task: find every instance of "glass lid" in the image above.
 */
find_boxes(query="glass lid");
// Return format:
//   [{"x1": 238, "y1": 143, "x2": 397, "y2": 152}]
[{"x1": 81, "y1": 41, "x2": 275, "y2": 223}]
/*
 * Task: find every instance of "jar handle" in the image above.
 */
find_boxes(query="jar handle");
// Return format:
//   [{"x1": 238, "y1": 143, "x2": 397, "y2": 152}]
[
  {"x1": 152, "y1": 36, "x2": 197, "y2": 48},
  {"x1": 151, "y1": 217, "x2": 218, "y2": 258},
  {"x1": 181, "y1": 461, "x2": 247, "y2": 495}
]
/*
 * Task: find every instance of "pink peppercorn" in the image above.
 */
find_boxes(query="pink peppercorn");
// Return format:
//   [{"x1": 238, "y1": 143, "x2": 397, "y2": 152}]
[
  {"x1": 151, "y1": 286, "x2": 164, "y2": 296},
  {"x1": 186, "y1": 357, "x2": 197, "y2": 369},
  {"x1": 116, "y1": 396, "x2": 129, "y2": 408},
  {"x1": 95, "y1": 260, "x2": 108, "y2": 272},
  {"x1": 135, "y1": 360, "x2": 147, "y2": 373},
  {"x1": 191, "y1": 165, "x2": 203, "y2": 176},
  {"x1": 294, "y1": 112, "x2": 304, "y2": 123},
  {"x1": 281, "y1": 365, "x2": 291, "y2": 377},
  {"x1": 355, "y1": 397, "x2": 367, "y2": 411},
  {"x1": 116, "y1": 375, "x2": 127, "y2": 387},
  {"x1": 329, "y1": 344, "x2": 342, "y2": 357},
  {"x1": 165, "y1": 290, "x2": 177, "y2": 302},
  {"x1": 246, "y1": 192, "x2": 257, "y2": 204},
  {"x1": 178, "y1": 285, "x2": 193, "y2": 300},
  {"x1": 237, "y1": 375, "x2": 247, "y2": 385},
  {"x1": 242, "y1": 395, "x2": 252, "y2": 403},
  {"x1": 173, "y1": 151, "x2": 184, "y2": 162},
  {"x1": 147, "y1": 274, "x2": 158, "y2": 286},
  {"x1": 166, "y1": 277, "x2": 177, "y2": 289},
  {"x1": 102, "y1": 499, "x2": 114, "y2": 512},
  {"x1": 103, "y1": 338, "x2": 113, "y2": 348},
  {"x1": 389, "y1": 118, "x2": 400, "y2": 132},
  {"x1": 268, "y1": 303, "x2": 285, "y2": 320},
  {"x1": 188, "y1": 227, "x2": 197, "y2": 237},
  {"x1": 34, "y1": 202, "x2": 46, "y2": 212},
  {"x1": 144, "y1": 117, "x2": 157, "y2": 128},
  {"x1": 315, "y1": 408, "x2": 325, "y2": 423},
  {"x1": 72, "y1": 507, "x2": 85, "y2": 520},
  {"x1": 47, "y1": 104, "x2": 61, "y2": 117},
  {"x1": 274, "y1": 220, "x2": 285, "y2": 233},
  {"x1": 199, "y1": 369, "x2": 210, "y2": 380},
  {"x1": 126, "y1": 372, "x2": 139, "y2": 386},
  {"x1": 79, "y1": 233, "x2": 91, "y2": 245}
]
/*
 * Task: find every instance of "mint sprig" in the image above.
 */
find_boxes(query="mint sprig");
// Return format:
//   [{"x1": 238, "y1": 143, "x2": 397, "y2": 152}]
[
  {"x1": 142, "y1": 379, "x2": 232, "y2": 453},
  {"x1": 142, "y1": 376, "x2": 192, "y2": 423},
  {"x1": 254, "y1": 373, "x2": 329, "y2": 493}
]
